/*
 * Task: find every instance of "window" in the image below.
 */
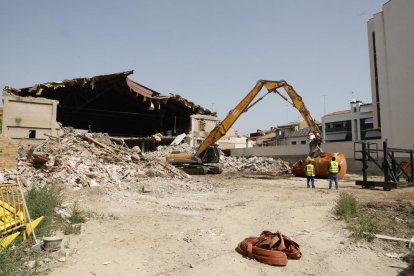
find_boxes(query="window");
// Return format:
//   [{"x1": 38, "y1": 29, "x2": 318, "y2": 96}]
[
  {"x1": 301, "y1": 140, "x2": 306, "y2": 144},
  {"x1": 291, "y1": 141, "x2": 297, "y2": 145},
  {"x1": 325, "y1": 133, "x2": 347, "y2": 141},
  {"x1": 364, "y1": 118, "x2": 374, "y2": 124},
  {"x1": 199, "y1": 120, "x2": 206, "y2": 131},
  {"x1": 372, "y1": 31, "x2": 381, "y2": 128},
  {"x1": 29, "y1": 130, "x2": 36, "y2": 139},
  {"x1": 365, "y1": 130, "x2": 381, "y2": 139}
]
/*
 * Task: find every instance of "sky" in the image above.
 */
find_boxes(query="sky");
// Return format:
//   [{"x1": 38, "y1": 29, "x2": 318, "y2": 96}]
[{"x1": 0, "y1": 0, "x2": 386, "y2": 135}]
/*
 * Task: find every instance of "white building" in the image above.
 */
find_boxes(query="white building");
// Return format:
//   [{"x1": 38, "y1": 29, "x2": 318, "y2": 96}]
[
  {"x1": 367, "y1": 0, "x2": 414, "y2": 149},
  {"x1": 190, "y1": 114, "x2": 249, "y2": 150},
  {"x1": 2, "y1": 94, "x2": 61, "y2": 140},
  {"x1": 322, "y1": 101, "x2": 380, "y2": 143}
]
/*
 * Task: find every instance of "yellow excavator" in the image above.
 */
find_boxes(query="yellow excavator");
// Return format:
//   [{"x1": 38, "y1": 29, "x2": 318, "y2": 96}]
[{"x1": 166, "y1": 80, "x2": 347, "y2": 177}]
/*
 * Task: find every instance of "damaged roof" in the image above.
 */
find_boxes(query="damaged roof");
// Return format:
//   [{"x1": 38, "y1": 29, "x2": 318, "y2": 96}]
[
  {"x1": 4, "y1": 70, "x2": 215, "y2": 116},
  {"x1": 2, "y1": 71, "x2": 216, "y2": 137}
]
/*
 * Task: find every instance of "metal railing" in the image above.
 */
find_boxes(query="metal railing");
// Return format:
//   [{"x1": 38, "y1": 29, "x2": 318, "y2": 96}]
[{"x1": 354, "y1": 139, "x2": 414, "y2": 190}]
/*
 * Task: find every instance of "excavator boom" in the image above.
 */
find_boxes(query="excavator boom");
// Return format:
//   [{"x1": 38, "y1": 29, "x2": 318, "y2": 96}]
[
  {"x1": 277, "y1": 83, "x2": 321, "y2": 139},
  {"x1": 196, "y1": 80, "x2": 286, "y2": 158},
  {"x1": 196, "y1": 80, "x2": 323, "y2": 159}
]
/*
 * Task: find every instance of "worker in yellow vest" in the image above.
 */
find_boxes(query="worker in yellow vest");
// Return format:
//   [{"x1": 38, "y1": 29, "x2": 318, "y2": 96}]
[
  {"x1": 328, "y1": 156, "x2": 341, "y2": 190},
  {"x1": 304, "y1": 160, "x2": 315, "y2": 188}
]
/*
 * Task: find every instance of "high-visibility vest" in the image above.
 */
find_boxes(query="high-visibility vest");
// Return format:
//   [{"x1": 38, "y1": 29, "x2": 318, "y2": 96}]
[
  {"x1": 305, "y1": 164, "x2": 315, "y2": 176},
  {"x1": 329, "y1": 161, "x2": 339, "y2": 173}
]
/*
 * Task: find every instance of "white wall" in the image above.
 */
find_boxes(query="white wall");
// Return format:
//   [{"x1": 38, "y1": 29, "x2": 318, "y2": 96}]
[
  {"x1": 2, "y1": 94, "x2": 60, "y2": 139},
  {"x1": 190, "y1": 114, "x2": 238, "y2": 148},
  {"x1": 286, "y1": 136, "x2": 307, "y2": 146},
  {"x1": 322, "y1": 102, "x2": 375, "y2": 141},
  {"x1": 368, "y1": 0, "x2": 414, "y2": 149},
  {"x1": 230, "y1": 140, "x2": 383, "y2": 173}
]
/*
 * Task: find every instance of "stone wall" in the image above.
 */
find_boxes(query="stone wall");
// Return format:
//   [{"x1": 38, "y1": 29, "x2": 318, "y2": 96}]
[{"x1": 0, "y1": 135, "x2": 18, "y2": 169}]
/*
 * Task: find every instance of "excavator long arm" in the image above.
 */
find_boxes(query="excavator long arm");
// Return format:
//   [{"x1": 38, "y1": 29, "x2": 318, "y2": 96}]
[
  {"x1": 196, "y1": 80, "x2": 322, "y2": 159},
  {"x1": 168, "y1": 79, "x2": 336, "y2": 176},
  {"x1": 196, "y1": 80, "x2": 286, "y2": 158}
]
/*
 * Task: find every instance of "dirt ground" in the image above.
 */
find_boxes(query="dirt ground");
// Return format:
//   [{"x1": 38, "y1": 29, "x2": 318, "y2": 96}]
[{"x1": 44, "y1": 173, "x2": 413, "y2": 276}]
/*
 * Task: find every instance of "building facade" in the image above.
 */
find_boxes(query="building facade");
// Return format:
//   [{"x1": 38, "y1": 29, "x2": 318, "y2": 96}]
[
  {"x1": 2, "y1": 94, "x2": 61, "y2": 140},
  {"x1": 322, "y1": 101, "x2": 380, "y2": 143},
  {"x1": 190, "y1": 114, "x2": 247, "y2": 150},
  {"x1": 367, "y1": 0, "x2": 414, "y2": 149},
  {"x1": 276, "y1": 121, "x2": 318, "y2": 146}
]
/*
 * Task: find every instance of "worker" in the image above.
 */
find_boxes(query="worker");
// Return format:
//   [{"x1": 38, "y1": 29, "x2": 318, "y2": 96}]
[
  {"x1": 304, "y1": 160, "x2": 315, "y2": 188},
  {"x1": 328, "y1": 156, "x2": 341, "y2": 190}
]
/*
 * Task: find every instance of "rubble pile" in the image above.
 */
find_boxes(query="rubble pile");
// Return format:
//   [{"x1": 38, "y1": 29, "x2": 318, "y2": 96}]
[
  {"x1": 144, "y1": 144, "x2": 193, "y2": 160},
  {"x1": 221, "y1": 156, "x2": 291, "y2": 174},
  {"x1": 1, "y1": 131, "x2": 292, "y2": 192},
  {"x1": 2, "y1": 129, "x2": 188, "y2": 191},
  {"x1": 145, "y1": 144, "x2": 292, "y2": 175}
]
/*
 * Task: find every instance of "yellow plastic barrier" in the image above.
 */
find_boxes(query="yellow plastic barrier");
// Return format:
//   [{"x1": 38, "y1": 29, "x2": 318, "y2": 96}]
[
  {"x1": 0, "y1": 232, "x2": 20, "y2": 250},
  {"x1": 0, "y1": 183, "x2": 43, "y2": 251}
]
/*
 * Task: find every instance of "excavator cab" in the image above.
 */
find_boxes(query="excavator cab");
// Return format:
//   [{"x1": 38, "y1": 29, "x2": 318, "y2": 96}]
[
  {"x1": 201, "y1": 144, "x2": 221, "y2": 164},
  {"x1": 166, "y1": 144, "x2": 223, "y2": 174}
]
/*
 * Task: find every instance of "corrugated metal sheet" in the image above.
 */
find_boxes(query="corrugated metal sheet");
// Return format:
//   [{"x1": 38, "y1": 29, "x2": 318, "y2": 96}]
[
  {"x1": 3, "y1": 70, "x2": 215, "y2": 115},
  {"x1": 286, "y1": 127, "x2": 310, "y2": 138},
  {"x1": 4, "y1": 71, "x2": 134, "y2": 96},
  {"x1": 126, "y1": 78, "x2": 169, "y2": 100}
]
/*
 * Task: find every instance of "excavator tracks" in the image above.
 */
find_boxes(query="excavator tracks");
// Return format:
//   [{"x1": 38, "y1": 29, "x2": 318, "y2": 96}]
[{"x1": 178, "y1": 164, "x2": 223, "y2": 175}]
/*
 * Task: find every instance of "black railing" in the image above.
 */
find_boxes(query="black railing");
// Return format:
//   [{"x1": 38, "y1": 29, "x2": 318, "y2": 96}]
[{"x1": 354, "y1": 139, "x2": 414, "y2": 190}]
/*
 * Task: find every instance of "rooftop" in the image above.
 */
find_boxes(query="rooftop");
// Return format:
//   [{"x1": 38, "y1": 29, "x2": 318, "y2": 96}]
[{"x1": 325, "y1": 109, "x2": 351, "y2": 116}]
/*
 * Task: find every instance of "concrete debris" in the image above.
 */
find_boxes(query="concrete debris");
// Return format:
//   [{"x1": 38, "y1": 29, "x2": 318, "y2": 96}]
[
  {"x1": 0, "y1": 129, "x2": 290, "y2": 193},
  {"x1": 222, "y1": 156, "x2": 291, "y2": 174},
  {"x1": 145, "y1": 144, "x2": 291, "y2": 174},
  {"x1": 145, "y1": 143, "x2": 194, "y2": 160},
  {"x1": 0, "y1": 128, "x2": 188, "y2": 192},
  {"x1": 170, "y1": 133, "x2": 188, "y2": 145},
  {"x1": 152, "y1": 133, "x2": 163, "y2": 142}
]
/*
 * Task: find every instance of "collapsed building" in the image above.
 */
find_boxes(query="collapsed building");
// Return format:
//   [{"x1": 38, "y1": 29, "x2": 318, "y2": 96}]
[{"x1": 2, "y1": 71, "x2": 219, "y2": 151}]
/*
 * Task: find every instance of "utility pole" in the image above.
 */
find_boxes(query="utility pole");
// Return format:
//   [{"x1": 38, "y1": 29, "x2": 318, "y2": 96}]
[
  {"x1": 286, "y1": 104, "x2": 289, "y2": 122},
  {"x1": 323, "y1": 95, "x2": 327, "y2": 115}
]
